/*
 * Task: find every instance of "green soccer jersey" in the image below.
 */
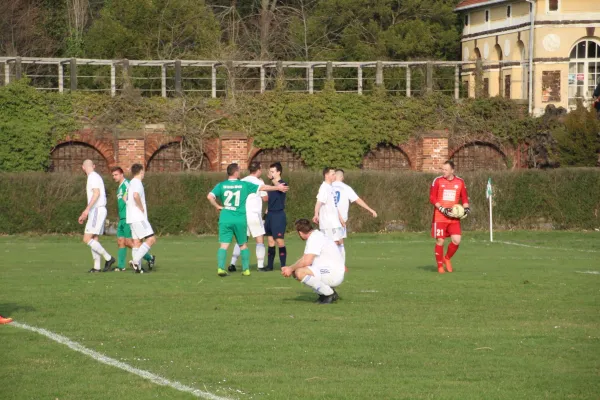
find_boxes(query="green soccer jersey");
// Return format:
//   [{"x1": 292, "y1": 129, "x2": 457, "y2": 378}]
[
  {"x1": 117, "y1": 179, "x2": 129, "y2": 220},
  {"x1": 210, "y1": 179, "x2": 260, "y2": 223}
]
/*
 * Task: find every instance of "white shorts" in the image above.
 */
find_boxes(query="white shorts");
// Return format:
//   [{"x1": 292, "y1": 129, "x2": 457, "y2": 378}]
[
  {"x1": 247, "y1": 212, "x2": 265, "y2": 238},
  {"x1": 340, "y1": 226, "x2": 348, "y2": 239},
  {"x1": 320, "y1": 228, "x2": 343, "y2": 242},
  {"x1": 130, "y1": 220, "x2": 154, "y2": 240},
  {"x1": 84, "y1": 207, "x2": 106, "y2": 235},
  {"x1": 308, "y1": 265, "x2": 345, "y2": 288}
]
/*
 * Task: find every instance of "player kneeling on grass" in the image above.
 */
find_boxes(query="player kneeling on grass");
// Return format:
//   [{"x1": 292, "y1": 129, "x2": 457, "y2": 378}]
[
  {"x1": 126, "y1": 164, "x2": 156, "y2": 274},
  {"x1": 281, "y1": 219, "x2": 345, "y2": 305},
  {"x1": 430, "y1": 160, "x2": 470, "y2": 274}
]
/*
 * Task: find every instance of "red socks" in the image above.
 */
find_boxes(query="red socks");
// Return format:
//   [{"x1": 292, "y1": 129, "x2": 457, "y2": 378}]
[
  {"x1": 446, "y1": 242, "x2": 459, "y2": 260},
  {"x1": 435, "y1": 244, "x2": 444, "y2": 269}
]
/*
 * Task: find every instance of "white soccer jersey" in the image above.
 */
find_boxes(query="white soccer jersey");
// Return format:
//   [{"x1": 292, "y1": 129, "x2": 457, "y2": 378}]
[
  {"x1": 317, "y1": 182, "x2": 342, "y2": 230},
  {"x1": 305, "y1": 230, "x2": 344, "y2": 272},
  {"x1": 332, "y1": 181, "x2": 359, "y2": 222},
  {"x1": 126, "y1": 178, "x2": 148, "y2": 224},
  {"x1": 86, "y1": 171, "x2": 107, "y2": 209},
  {"x1": 242, "y1": 175, "x2": 267, "y2": 214}
]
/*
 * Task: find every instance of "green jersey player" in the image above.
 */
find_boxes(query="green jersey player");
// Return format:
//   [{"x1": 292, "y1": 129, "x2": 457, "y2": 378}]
[
  {"x1": 207, "y1": 163, "x2": 289, "y2": 277},
  {"x1": 111, "y1": 167, "x2": 155, "y2": 271}
]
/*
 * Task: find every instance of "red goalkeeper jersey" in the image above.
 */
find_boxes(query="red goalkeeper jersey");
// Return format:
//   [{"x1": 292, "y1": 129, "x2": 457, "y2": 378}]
[{"x1": 430, "y1": 176, "x2": 469, "y2": 223}]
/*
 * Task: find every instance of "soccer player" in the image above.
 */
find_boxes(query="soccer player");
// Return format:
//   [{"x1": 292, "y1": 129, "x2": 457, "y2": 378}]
[
  {"x1": 0, "y1": 315, "x2": 12, "y2": 324},
  {"x1": 430, "y1": 160, "x2": 470, "y2": 274},
  {"x1": 78, "y1": 160, "x2": 115, "y2": 273},
  {"x1": 207, "y1": 163, "x2": 288, "y2": 277},
  {"x1": 126, "y1": 164, "x2": 157, "y2": 274},
  {"x1": 332, "y1": 169, "x2": 378, "y2": 263},
  {"x1": 263, "y1": 162, "x2": 289, "y2": 272},
  {"x1": 281, "y1": 219, "x2": 345, "y2": 305},
  {"x1": 313, "y1": 167, "x2": 345, "y2": 244},
  {"x1": 111, "y1": 167, "x2": 155, "y2": 271},
  {"x1": 228, "y1": 162, "x2": 268, "y2": 272}
]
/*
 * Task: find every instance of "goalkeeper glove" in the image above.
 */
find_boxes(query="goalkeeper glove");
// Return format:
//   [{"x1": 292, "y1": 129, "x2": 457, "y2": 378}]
[
  {"x1": 438, "y1": 206, "x2": 454, "y2": 218},
  {"x1": 461, "y1": 207, "x2": 471, "y2": 220}
]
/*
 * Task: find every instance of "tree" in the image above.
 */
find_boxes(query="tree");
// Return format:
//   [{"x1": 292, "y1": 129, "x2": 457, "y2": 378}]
[{"x1": 552, "y1": 103, "x2": 600, "y2": 167}]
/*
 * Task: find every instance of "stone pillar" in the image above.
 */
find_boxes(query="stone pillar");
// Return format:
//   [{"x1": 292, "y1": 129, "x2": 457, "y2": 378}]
[
  {"x1": 421, "y1": 131, "x2": 449, "y2": 173},
  {"x1": 117, "y1": 132, "x2": 146, "y2": 172},
  {"x1": 219, "y1": 131, "x2": 249, "y2": 171}
]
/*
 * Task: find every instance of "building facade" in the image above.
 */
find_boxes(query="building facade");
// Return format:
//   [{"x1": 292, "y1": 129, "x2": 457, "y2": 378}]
[{"x1": 456, "y1": 0, "x2": 600, "y2": 115}]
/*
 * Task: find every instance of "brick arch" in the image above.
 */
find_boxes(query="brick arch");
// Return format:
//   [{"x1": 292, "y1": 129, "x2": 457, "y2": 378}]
[
  {"x1": 361, "y1": 144, "x2": 412, "y2": 171},
  {"x1": 52, "y1": 129, "x2": 116, "y2": 172},
  {"x1": 449, "y1": 141, "x2": 508, "y2": 172},
  {"x1": 146, "y1": 140, "x2": 216, "y2": 172},
  {"x1": 49, "y1": 141, "x2": 110, "y2": 173},
  {"x1": 249, "y1": 147, "x2": 306, "y2": 171}
]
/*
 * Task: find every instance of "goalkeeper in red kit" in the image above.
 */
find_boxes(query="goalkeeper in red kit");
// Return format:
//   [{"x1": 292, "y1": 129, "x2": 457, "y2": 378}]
[{"x1": 430, "y1": 160, "x2": 470, "y2": 274}]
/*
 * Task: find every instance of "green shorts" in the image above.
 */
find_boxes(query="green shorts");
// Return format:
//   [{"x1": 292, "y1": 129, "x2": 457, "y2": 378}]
[
  {"x1": 117, "y1": 219, "x2": 132, "y2": 239},
  {"x1": 218, "y1": 220, "x2": 248, "y2": 245}
]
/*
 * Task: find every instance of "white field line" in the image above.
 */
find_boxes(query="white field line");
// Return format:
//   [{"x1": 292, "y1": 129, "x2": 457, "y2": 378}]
[
  {"x1": 492, "y1": 240, "x2": 600, "y2": 253},
  {"x1": 575, "y1": 271, "x2": 600, "y2": 275},
  {"x1": 10, "y1": 321, "x2": 233, "y2": 400}
]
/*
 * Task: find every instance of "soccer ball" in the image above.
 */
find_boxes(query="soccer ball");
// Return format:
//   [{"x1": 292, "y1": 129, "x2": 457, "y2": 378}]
[{"x1": 452, "y1": 204, "x2": 465, "y2": 218}]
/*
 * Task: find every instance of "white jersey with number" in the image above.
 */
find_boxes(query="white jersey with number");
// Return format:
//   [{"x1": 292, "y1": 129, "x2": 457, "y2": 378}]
[
  {"x1": 86, "y1": 171, "x2": 107, "y2": 210},
  {"x1": 317, "y1": 182, "x2": 341, "y2": 230},
  {"x1": 126, "y1": 178, "x2": 148, "y2": 224},
  {"x1": 305, "y1": 230, "x2": 344, "y2": 272},
  {"x1": 242, "y1": 175, "x2": 266, "y2": 214},
  {"x1": 332, "y1": 181, "x2": 359, "y2": 222}
]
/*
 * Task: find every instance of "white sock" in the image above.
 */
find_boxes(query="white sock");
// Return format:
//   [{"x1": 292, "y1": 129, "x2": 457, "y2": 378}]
[
  {"x1": 134, "y1": 243, "x2": 151, "y2": 264},
  {"x1": 131, "y1": 248, "x2": 139, "y2": 265},
  {"x1": 256, "y1": 243, "x2": 265, "y2": 269},
  {"x1": 231, "y1": 243, "x2": 241, "y2": 265},
  {"x1": 301, "y1": 275, "x2": 334, "y2": 296},
  {"x1": 338, "y1": 244, "x2": 346, "y2": 264},
  {"x1": 87, "y1": 239, "x2": 111, "y2": 261},
  {"x1": 91, "y1": 249, "x2": 101, "y2": 270}
]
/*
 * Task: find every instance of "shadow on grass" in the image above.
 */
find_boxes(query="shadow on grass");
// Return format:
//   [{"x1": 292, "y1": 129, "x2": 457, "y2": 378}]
[
  {"x1": 282, "y1": 294, "x2": 318, "y2": 303},
  {"x1": 417, "y1": 265, "x2": 438, "y2": 273},
  {"x1": 0, "y1": 303, "x2": 36, "y2": 316}
]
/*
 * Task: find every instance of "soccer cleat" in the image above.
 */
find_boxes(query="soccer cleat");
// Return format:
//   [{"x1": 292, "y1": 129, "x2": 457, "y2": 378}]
[
  {"x1": 259, "y1": 267, "x2": 273, "y2": 272},
  {"x1": 318, "y1": 294, "x2": 335, "y2": 305},
  {"x1": 443, "y1": 258, "x2": 453, "y2": 273},
  {"x1": 315, "y1": 295, "x2": 325, "y2": 303},
  {"x1": 147, "y1": 255, "x2": 156, "y2": 271},
  {"x1": 0, "y1": 315, "x2": 13, "y2": 324},
  {"x1": 129, "y1": 260, "x2": 140, "y2": 273},
  {"x1": 217, "y1": 268, "x2": 228, "y2": 277},
  {"x1": 242, "y1": 269, "x2": 251, "y2": 276},
  {"x1": 437, "y1": 266, "x2": 445, "y2": 274},
  {"x1": 136, "y1": 267, "x2": 146, "y2": 274},
  {"x1": 228, "y1": 264, "x2": 237, "y2": 272},
  {"x1": 332, "y1": 289, "x2": 340, "y2": 302},
  {"x1": 113, "y1": 267, "x2": 125, "y2": 272},
  {"x1": 88, "y1": 268, "x2": 101, "y2": 273},
  {"x1": 103, "y1": 257, "x2": 116, "y2": 272}
]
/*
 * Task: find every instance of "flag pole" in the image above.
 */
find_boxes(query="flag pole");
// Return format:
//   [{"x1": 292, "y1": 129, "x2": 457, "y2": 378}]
[
  {"x1": 486, "y1": 178, "x2": 493, "y2": 242},
  {"x1": 489, "y1": 190, "x2": 493, "y2": 242}
]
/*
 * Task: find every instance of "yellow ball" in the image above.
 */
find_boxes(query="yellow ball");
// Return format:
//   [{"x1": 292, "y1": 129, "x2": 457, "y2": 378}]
[{"x1": 452, "y1": 204, "x2": 465, "y2": 218}]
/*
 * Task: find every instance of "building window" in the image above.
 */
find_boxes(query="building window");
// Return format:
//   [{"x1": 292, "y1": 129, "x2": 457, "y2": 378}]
[
  {"x1": 251, "y1": 148, "x2": 306, "y2": 171},
  {"x1": 548, "y1": 0, "x2": 559, "y2": 12},
  {"x1": 568, "y1": 39, "x2": 600, "y2": 109},
  {"x1": 506, "y1": 5, "x2": 512, "y2": 18},
  {"x1": 464, "y1": 14, "x2": 469, "y2": 26},
  {"x1": 451, "y1": 142, "x2": 507, "y2": 172},
  {"x1": 485, "y1": 9, "x2": 490, "y2": 22},
  {"x1": 504, "y1": 75, "x2": 511, "y2": 99},
  {"x1": 542, "y1": 71, "x2": 561, "y2": 103},
  {"x1": 361, "y1": 144, "x2": 411, "y2": 171}
]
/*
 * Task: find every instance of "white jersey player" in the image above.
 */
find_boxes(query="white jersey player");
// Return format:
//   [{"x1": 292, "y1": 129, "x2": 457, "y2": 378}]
[
  {"x1": 229, "y1": 162, "x2": 268, "y2": 271},
  {"x1": 126, "y1": 163, "x2": 157, "y2": 273},
  {"x1": 78, "y1": 159, "x2": 115, "y2": 273},
  {"x1": 313, "y1": 167, "x2": 345, "y2": 244},
  {"x1": 281, "y1": 219, "x2": 345, "y2": 304},
  {"x1": 332, "y1": 169, "x2": 377, "y2": 263}
]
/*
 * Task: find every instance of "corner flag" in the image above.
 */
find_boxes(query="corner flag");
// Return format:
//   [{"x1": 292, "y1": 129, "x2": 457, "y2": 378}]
[
  {"x1": 486, "y1": 178, "x2": 493, "y2": 242},
  {"x1": 486, "y1": 178, "x2": 492, "y2": 199}
]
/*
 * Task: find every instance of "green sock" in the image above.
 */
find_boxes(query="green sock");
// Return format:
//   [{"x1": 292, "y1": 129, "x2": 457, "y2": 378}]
[
  {"x1": 241, "y1": 248, "x2": 250, "y2": 271},
  {"x1": 143, "y1": 253, "x2": 153, "y2": 262},
  {"x1": 118, "y1": 247, "x2": 127, "y2": 269},
  {"x1": 217, "y1": 248, "x2": 227, "y2": 269}
]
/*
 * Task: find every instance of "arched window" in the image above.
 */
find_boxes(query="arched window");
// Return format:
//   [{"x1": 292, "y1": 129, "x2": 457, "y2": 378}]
[
  {"x1": 49, "y1": 142, "x2": 109, "y2": 173},
  {"x1": 146, "y1": 142, "x2": 212, "y2": 172},
  {"x1": 251, "y1": 148, "x2": 306, "y2": 171},
  {"x1": 568, "y1": 39, "x2": 600, "y2": 109},
  {"x1": 361, "y1": 144, "x2": 411, "y2": 171},
  {"x1": 451, "y1": 142, "x2": 507, "y2": 172}
]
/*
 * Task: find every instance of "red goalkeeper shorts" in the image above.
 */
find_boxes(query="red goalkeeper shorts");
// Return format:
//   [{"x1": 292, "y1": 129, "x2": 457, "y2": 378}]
[{"x1": 431, "y1": 221, "x2": 461, "y2": 239}]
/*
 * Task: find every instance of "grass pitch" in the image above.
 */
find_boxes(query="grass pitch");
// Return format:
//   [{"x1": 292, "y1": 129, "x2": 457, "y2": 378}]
[{"x1": 1, "y1": 232, "x2": 599, "y2": 400}]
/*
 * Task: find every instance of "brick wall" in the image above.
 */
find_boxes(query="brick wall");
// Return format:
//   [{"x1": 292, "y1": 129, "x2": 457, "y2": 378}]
[{"x1": 421, "y1": 131, "x2": 449, "y2": 172}]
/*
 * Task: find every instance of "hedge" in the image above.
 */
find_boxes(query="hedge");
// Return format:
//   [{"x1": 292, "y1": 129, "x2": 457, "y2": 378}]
[{"x1": 1, "y1": 169, "x2": 599, "y2": 235}]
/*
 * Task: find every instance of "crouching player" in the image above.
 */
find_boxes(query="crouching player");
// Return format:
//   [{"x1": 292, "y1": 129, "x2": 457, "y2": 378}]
[
  {"x1": 281, "y1": 219, "x2": 345, "y2": 305},
  {"x1": 430, "y1": 161, "x2": 470, "y2": 274}
]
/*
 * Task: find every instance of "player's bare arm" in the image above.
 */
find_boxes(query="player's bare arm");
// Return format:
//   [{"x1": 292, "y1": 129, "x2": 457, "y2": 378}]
[
  {"x1": 78, "y1": 188, "x2": 99, "y2": 224},
  {"x1": 206, "y1": 193, "x2": 223, "y2": 211},
  {"x1": 313, "y1": 201, "x2": 323, "y2": 224},
  {"x1": 355, "y1": 198, "x2": 377, "y2": 218},
  {"x1": 133, "y1": 192, "x2": 145, "y2": 214},
  {"x1": 259, "y1": 184, "x2": 289, "y2": 193},
  {"x1": 281, "y1": 253, "x2": 316, "y2": 277},
  {"x1": 338, "y1": 210, "x2": 346, "y2": 228}
]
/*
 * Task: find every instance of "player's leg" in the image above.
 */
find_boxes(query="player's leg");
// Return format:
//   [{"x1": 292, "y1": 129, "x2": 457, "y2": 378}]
[
  {"x1": 217, "y1": 222, "x2": 233, "y2": 276},
  {"x1": 130, "y1": 221, "x2": 155, "y2": 272},
  {"x1": 247, "y1": 212, "x2": 266, "y2": 270},
  {"x1": 229, "y1": 243, "x2": 241, "y2": 271},
  {"x1": 432, "y1": 222, "x2": 447, "y2": 274},
  {"x1": 234, "y1": 222, "x2": 251, "y2": 275},
  {"x1": 255, "y1": 235, "x2": 266, "y2": 270},
  {"x1": 116, "y1": 220, "x2": 129, "y2": 270},
  {"x1": 84, "y1": 208, "x2": 115, "y2": 272},
  {"x1": 338, "y1": 224, "x2": 348, "y2": 263},
  {"x1": 133, "y1": 233, "x2": 156, "y2": 265},
  {"x1": 443, "y1": 224, "x2": 462, "y2": 273},
  {"x1": 275, "y1": 213, "x2": 287, "y2": 268},
  {"x1": 91, "y1": 241, "x2": 102, "y2": 273},
  {"x1": 294, "y1": 266, "x2": 336, "y2": 304},
  {"x1": 265, "y1": 213, "x2": 276, "y2": 271}
]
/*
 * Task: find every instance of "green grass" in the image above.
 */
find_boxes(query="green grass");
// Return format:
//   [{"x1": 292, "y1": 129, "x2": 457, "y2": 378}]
[{"x1": 1, "y1": 232, "x2": 599, "y2": 400}]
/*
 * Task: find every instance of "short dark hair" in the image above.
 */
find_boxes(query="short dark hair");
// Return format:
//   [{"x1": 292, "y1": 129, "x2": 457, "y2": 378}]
[
  {"x1": 444, "y1": 160, "x2": 455, "y2": 169},
  {"x1": 227, "y1": 163, "x2": 240, "y2": 177},
  {"x1": 131, "y1": 163, "x2": 144, "y2": 176},
  {"x1": 248, "y1": 162, "x2": 261, "y2": 173},
  {"x1": 295, "y1": 218, "x2": 313, "y2": 234},
  {"x1": 335, "y1": 168, "x2": 345, "y2": 175},
  {"x1": 111, "y1": 166, "x2": 124, "y2": 174},
  {"x1": 269, "y1": 162, "x2": 283, "y2": 174},
  {"x1": 322, "y1": 166, "x2": 334, "y2": 177}
]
